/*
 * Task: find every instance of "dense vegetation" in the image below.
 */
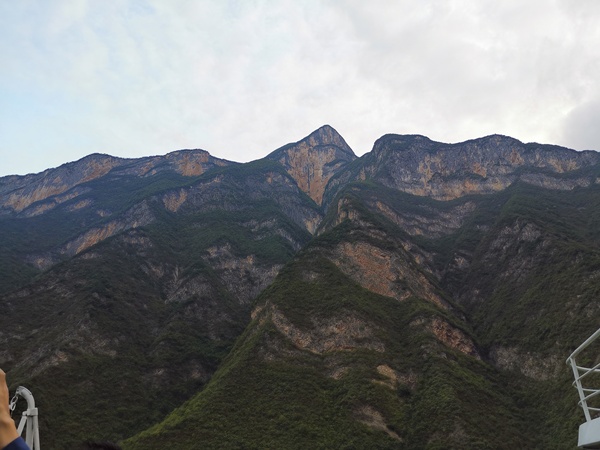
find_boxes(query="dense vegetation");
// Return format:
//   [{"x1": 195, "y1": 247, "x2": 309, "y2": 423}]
[{"x1": 124, "y1": 247, "x2": 529, "y2": 449}]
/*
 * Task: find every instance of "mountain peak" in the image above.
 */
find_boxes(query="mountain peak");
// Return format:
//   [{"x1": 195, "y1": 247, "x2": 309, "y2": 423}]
[
  {"x1": 267, "y1": 126, "x2": 356, "y2": 205},
  {"x1": 306, "y1": 125, "x2": 354, "y2": 151}
]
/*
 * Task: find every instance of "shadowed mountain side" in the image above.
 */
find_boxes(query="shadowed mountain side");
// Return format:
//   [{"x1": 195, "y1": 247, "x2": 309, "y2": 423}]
[
  {"x1": 122, "y1": 223, "x2": 528, "y2": 449},
  {"x1": 314, "y1": 177, "x2": 600, "y2": 448}
]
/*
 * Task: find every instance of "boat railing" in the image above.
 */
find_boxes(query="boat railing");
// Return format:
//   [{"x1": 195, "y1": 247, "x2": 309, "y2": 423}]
[{"x1": 567, "y1": 328, "x2": 600, "y2": 448}]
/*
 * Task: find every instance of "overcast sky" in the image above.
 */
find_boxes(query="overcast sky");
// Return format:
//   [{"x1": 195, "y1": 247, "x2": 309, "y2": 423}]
[{"x1": 1, "y1": 0, "x2": 600, "y2": 177}]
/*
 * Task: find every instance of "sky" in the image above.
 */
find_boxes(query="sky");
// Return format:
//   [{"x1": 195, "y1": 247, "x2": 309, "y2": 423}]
[{"x1": 1, "y1": 0, "x2": 600, "y2": 177}]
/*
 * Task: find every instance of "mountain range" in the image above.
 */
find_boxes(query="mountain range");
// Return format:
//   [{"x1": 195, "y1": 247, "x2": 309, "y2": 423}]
[{"x1": 1, "y1": 125, "x2": 599, "y2": 449}]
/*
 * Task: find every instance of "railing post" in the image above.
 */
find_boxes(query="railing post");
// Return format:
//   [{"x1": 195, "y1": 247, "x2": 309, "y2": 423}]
[{"x1": 569, "y1": 357, "x2": 592, "y2": 422}]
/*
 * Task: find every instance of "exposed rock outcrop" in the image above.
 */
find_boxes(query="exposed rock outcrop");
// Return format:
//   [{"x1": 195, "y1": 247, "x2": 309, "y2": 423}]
[
  {"x1": 354, "y1": 405, "x2": 402, "y2": 441},
  {"x1": 270, "y1": 307, "x2": 385, "y2": 354},
  {"x1": 489, "y1": 346, "x2": 561, "y2": 380},
  {"x1": 370, "y1": 199, "x2": 477, "y2": 238},
  {"x1": 27, "y1": 201, "x2": 155, "y2": 270},
  {"x1": 0, "y1": 154, "x2": 122, "y2": 213},
  {"x1": 428, "y1": 318, "x2": 480, "y2": 359},
  {"x1": 329, "y1": 240, "x2": 447, "y2": 309},
  {"x1": 203, "y1": 244, "x2": 283, "y2": 304},
  {"x1": 268, "y1": 125, "x2": 356, "y2": 205}
]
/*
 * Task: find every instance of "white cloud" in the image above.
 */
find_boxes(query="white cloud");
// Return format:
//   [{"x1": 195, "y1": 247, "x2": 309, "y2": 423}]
[
  {"x1": 1, "y1": 0, "x2": 600, "y2": 176},
  {"x1": 562, "y1": 100, "x2": 600, "y2": 151}
]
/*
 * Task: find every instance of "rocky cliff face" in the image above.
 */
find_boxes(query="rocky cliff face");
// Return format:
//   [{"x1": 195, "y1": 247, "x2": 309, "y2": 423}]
[
  {"x1": 0, "y1": 149, "x2": 231, "y2": 216},
  {"x1": 0, "y1": 154, "x2": 122, "y2": 214},
  {"x1": 325, "y1": 133, "x2": 600, "y2": 205},
  {"x1": 268, "y1": 124, "x2": 356, "y2": 205}
]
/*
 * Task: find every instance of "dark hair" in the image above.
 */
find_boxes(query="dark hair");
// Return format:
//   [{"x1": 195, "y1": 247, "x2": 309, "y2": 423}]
[{"x1": 80, "y1": 441, "x2": 123, "y2": 450}]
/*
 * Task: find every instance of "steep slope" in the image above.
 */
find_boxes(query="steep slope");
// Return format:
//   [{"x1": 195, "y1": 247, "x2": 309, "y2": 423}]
[
  {"x1": 441, "y1": 183, "x2": 600, "y2": 447},
  {"x1": 123, "y1": 197, "x2": 529, "y2": 449},
  {"x1": 128, "y1": 133, "x2": 600, "y2": 449},
  {"x1": 322, "y1": 176, "x2": 600, "y2": 447}
]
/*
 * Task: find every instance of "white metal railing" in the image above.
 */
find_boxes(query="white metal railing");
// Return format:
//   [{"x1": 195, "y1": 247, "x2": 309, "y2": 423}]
[
  {"x1": 9, "y1": 386, "x2": 41, "y2": 450},
  {"x1": 567, "y1": 328, "x2": 600, "y2": 448},
  {"x1": 567, "y1": 328, "x2": 600, "y2": 423}
]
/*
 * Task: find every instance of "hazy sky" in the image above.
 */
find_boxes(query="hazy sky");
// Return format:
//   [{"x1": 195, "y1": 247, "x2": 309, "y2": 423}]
[{"x1": 2, "y1": 0, "x2": 600, "y2": 177}]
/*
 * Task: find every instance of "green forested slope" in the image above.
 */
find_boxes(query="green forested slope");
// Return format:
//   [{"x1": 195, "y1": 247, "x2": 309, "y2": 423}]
[{"x1": 124, "y1": 196, "x2": 536, "y2": 449}]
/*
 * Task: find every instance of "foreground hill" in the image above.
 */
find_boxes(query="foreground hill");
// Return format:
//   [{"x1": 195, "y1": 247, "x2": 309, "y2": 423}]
[
  {"x1": 1, "y1": 126, "x2": 599, "y2": 448},
  {"x1": 125, "y1": 205, "x2": 529, "y2": 449}
]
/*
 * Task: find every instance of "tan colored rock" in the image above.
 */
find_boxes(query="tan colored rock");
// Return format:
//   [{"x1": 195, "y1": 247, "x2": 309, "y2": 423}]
[
  {"x1": 428, "y1": 318, "x2": 480, "y2": 359},
  {"x1": 354, "y1": 405, "x2": 402, "y2": 441},
  {"x1": 270, "y1": 125, "x2": 356, "y2": 205},
  {"x1": 331, "y1": 240, "x2": 447, "y2": 309},
  {"x1": 270, "y1": 307, "x2": 384, "y2": 354},
  {"x1": 169, "y1": 150, "x2": 213, "y2": 176},
  {"x1": 354, "y1": 134, "x2": 600, "y2": 202},
  {"x1": 163, "y1": 189, "x2": 188, "y2": 212},
  {"x1": 4, "y1": 157, "x2": 120, "y2": 213}
]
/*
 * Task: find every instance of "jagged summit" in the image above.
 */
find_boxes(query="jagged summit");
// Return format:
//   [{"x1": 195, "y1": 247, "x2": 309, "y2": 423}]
[
  {"x1": 304, "y1": 124, "x2": 356, "y2": 156},
  {"x1": 267, "y1": 125, "x2": 357, "y2": 205},
  {"x1": 268, "y1": 125, "x2": 355, "y2": 157},
  {"x1": 1, "y1": 125, "x2": 355, "y2": 214}
]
